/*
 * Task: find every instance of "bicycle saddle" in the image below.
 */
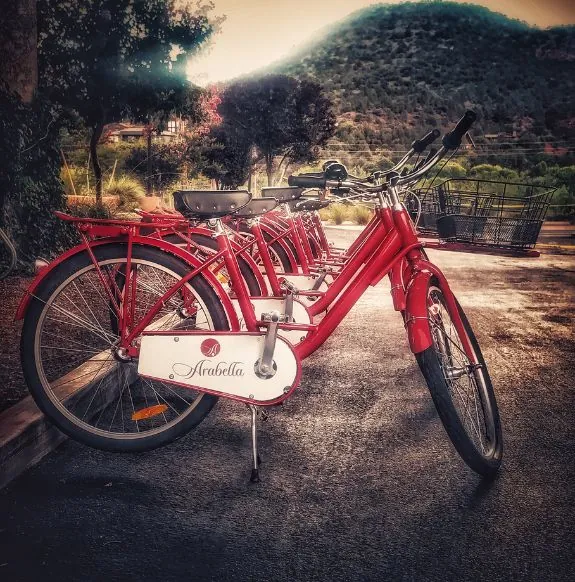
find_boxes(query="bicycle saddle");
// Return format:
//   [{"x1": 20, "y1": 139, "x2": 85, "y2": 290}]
[
  {"x1": 233, "y1": 197, "x2": 278, "y2": 218},
  {"x1": 286, "y1": 198, "x2": 330, "y2": 212},
  {"x1": 261, "y1": 187, "x2": 304, "y2": 202},
  {"x1": 173, "y1": 190, "x2": 251, "y2": 219}
]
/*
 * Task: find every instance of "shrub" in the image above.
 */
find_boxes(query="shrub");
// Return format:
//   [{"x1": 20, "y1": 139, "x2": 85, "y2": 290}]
[
  {"x1": 125, "y1": 142, "x2": 184, "y2": 191},
  {"x1": 106, "y1": 176, "x2": 145, "y2": 211},
  {"x1": 352, "y1": 205, "x2": 372, "y2": 225},
  {"x1": 67, "y1": 201, "x2": 113, "y2": 219},
  {"x1": 318, "y1": 206, "x2": 331, "y2": 222},
  {"x1": 60, "y1": 166, "x2": 88, "y2": 196},
  {"x1": 329, "y1": 203, "x2": 349, "y2": 225}
]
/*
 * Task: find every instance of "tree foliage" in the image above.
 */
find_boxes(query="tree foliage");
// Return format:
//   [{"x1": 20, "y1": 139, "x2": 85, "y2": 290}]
[
  {"x1": 187, "y1": 124, "x2": 252, "y2": 190},
  {"x1": 38, "y1": 0, "x2": 221, "y2": 199},
  {"x1": 125, "y1": 141, "x2": 187, "y2": 192},
  {"x1": 218, "y1": 75, "x2": 336, "y2": 185}
]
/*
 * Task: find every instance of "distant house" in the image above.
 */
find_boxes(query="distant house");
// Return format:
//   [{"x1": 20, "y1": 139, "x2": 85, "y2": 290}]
[
  {"x1": 544, "y1": 143, "x2": 569, "y2": 156},
  {"x1": 102, "y1": 117, "x2": 188, "y2": 143}
]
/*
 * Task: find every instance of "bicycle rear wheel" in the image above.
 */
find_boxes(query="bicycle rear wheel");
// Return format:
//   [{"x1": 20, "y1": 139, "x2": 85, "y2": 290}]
[
  {"x1": 415, "y1": 278, "x2": 503, "y2": 476},
  {"x1": 21, "y1": 243, "x2": 229, "y2": 452}
]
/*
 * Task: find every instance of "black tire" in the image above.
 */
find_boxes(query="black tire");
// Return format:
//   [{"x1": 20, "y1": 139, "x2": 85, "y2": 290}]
[
  {"x1": 307, "y1": 235, "x2": 321, "y2": 259},
  {"x1": 262, "y1": 232, "x2": 296, "y2": 273},
  {"x1": 164, "y1": 232, "x2": 263, "y2": 296},
  {"x1": 21, "y1": 244, "x2": 229, "y2": 452},
  {"x1": 415, "y1": 278, "x2": 503, "y2": 476}
]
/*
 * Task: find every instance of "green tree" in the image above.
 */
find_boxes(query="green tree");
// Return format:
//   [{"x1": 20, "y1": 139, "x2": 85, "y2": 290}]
[
  {"x1": 126, "y1": 141, "x2": 187, "y2": 193},
  {"x1": 187, "y1": 124, "x2": 252, "y2": 190},
  {"x1": 38, "y1": 0, "x2": 221, "y2": 201},
  {"x1": 219, "y1": 75, "x2": 336, "y2": 186}
]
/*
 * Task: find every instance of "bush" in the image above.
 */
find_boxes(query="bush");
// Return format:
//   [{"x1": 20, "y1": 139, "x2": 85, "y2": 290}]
[
  {"x1": 60, "y1": 165, "x2": 88, "y2": 196},
  {"x1": 106, "y1": 176, "x2": 145, "y2": 211},
  {"x1": 125, "y1": 142, "x2": 184, "y2": 192},
  {"x1": 329, "y1": 203, "x2": 349, "y2": 225},
  {"x1": 67, "y1": 201, "x2": 113, "y2": 219},
  {"x1": 352, "y1": 205, "x2": 372, "y2": 225}
]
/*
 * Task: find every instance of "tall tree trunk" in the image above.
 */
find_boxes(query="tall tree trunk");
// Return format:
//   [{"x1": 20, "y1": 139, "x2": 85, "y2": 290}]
[
  {"x1": 266, "y1": 154, "x2": 273, "y2": 187},
  {"x1": 90, "y1": 121, "x2": 105, "y2": 203},
  {"x1": 0, "y1": 0, "x2": 37, "y2": 103},
  {"x1": 275, "y1": 159, "x2": 291, "y2": 187},
  {"x1": 146, "y1": 126, "x2": 153, "y2": 195},
  {"x1": 247, "y1": 145, "x2": 256, "y2": 194}
]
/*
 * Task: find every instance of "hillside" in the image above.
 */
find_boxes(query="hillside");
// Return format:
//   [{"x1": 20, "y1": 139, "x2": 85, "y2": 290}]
[{"x1": 273, "y1": 2, "x2": 575, "y2": 165}]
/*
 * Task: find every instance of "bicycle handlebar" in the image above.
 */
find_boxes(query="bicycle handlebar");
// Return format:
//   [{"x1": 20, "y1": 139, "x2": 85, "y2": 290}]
[
  {"x1": 411, "y1": 129, "x2": 440, "y2": 154},
  {"x1": 288, "y1": 174, "x2": 326, "y2": 189},
  {"x1": 288, "y1": 111, "x2": 477, "y2": 193},
  {"x1": 442, "y1": 110, "x2": 477, "y2": 150}
]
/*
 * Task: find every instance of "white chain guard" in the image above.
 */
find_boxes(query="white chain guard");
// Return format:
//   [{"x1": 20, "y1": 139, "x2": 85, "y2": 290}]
[
  {"x1": 230, "y1": 297, "x2": 312, "y2": 344},
  {"x1": 138, "y1": 332, "x2": 300, "y2": 404}
]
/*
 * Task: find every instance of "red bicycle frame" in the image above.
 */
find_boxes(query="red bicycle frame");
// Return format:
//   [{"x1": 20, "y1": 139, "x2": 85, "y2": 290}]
[{"x1": 17, "y1": 201, "x2": 477, "y2": 375}]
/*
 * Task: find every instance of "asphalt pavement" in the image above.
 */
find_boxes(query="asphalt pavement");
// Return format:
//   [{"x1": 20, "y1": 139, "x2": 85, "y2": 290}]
[{"x1": 1, "y1": 231, "x2": 574, "y2": 582}]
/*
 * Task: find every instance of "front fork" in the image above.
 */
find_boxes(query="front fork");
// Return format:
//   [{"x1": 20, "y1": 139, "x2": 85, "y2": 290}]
[
  {"x1": 389, "y1": 255, "x2": 477, "y2": 365},
  {"x1": 384, "y1": 183, "x2": 477, "y2": 364}
]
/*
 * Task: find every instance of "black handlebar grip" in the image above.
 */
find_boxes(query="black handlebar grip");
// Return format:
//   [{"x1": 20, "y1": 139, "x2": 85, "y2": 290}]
[
  {"x1": 411, "y1": 129, "x2": 441, "y2": 153},
  {"x1": 442, "y1": 110, "x2": 477, "y2": 150},
  {"x1": 288, "y1": 175, "x2": 327, "y2": 189}
]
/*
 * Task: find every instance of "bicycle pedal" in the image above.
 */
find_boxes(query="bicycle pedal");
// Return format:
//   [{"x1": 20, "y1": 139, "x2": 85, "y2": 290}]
[{"x1": 279, "y1": 278, "x2": 300, "y2": 295}]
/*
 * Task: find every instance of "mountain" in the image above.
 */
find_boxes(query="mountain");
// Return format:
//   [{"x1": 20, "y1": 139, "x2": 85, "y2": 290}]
[{"x1": 272, "y1": 2, "x2": 575, "y2": 165}]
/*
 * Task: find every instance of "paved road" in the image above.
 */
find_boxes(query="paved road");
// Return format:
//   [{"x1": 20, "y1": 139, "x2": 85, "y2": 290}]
[
  {"x1": 537, "y1": 221, "x2": 575, "y2": 246},
  {"x1": 1, "y1": 233, "x2": 574, "y2": 582}
]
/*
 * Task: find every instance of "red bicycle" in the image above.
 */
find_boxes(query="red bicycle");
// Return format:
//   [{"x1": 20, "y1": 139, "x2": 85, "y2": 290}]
[{"x1": 18, "y1": 111, "x2": 502, "y2": 480}]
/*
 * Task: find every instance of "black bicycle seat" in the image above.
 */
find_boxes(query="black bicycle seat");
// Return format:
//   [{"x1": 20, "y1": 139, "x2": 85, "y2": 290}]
[
  {"x1": 233, "y1": 197, "x2": 278, "y2": 218},
  {"x1": 173, "y1": 190, "x2": 251, "y2": 219},
  {"x1": 261, "y1": 187, "x2": 304, "y2": 202},
  {"x1": 285, "y1": 198, "x2": 330, "y2": 212}
]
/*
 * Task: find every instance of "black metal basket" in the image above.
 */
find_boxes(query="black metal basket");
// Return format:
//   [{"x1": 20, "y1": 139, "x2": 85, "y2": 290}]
[{"x1": 414, "y1": 179, "x2": 555, "y2": 250}]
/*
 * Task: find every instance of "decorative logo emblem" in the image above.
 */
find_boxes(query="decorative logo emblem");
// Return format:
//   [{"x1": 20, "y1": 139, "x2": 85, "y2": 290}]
[{"x1": 201, "y1": 338, "x2": 221, "y2": 357}]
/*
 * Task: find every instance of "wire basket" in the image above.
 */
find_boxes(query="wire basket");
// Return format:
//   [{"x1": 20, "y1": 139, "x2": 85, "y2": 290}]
[{"x1": 415, "y1": 179, "x2": 555, "y2": 250}]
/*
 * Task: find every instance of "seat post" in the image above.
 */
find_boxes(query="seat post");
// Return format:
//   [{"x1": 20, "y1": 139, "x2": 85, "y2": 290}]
[{"x1": 211, "y1": 219, "x2": 259, "y2": 331}]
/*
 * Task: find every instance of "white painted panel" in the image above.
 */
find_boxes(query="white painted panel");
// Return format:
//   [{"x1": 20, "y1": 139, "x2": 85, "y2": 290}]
[
  {"x1": 138, "y1": 333, "x2": 299, "y2": 402},
  {"x1": 230, "y1": 297, "x2": 312, "y2": 344}
]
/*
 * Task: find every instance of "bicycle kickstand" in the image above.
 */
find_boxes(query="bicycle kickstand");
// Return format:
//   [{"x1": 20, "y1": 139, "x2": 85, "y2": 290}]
[
  {"x1": 248, "y1": 404, "x2": 260, "y2": 483},
  {"x1": 247, "y1": 404, "x2": 268, "y2": 483}
]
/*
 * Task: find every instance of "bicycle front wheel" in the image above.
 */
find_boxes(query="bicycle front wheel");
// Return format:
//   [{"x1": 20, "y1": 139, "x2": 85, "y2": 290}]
[
  {"x1": 21, "y1": 243, "x2": 229, "y2": 452},
  {"x1": 415, "y1": 279, "x2": 503, "y2": 476}
]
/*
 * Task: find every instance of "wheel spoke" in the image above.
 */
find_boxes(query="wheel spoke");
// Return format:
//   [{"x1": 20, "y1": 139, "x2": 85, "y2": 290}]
[
  {"x1": 427, "y1": 287, "x2": 496, "y2": 460},
  {"x1": 31, "y1": 255, "x2": 217, "y2": 444}
]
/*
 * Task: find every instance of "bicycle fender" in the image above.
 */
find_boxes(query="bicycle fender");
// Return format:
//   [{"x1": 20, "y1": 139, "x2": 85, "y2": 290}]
[
  {"x1": 179, "y1": 227, "x2": 269, "y2": 296},
  {"x1": 15, "y1": 237, "x2": 241, "y2": 331},
  {"x1": 259, "y1": 222, "x2": 299, "y2": 273},
  {"x1": 404, "y1": 269, "x2": 433, "y2": 354}
]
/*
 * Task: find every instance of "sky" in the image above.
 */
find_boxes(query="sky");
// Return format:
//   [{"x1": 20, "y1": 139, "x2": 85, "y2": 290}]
[{"x1": 186, "y1": 0, "x2": 575, "y2": 86}]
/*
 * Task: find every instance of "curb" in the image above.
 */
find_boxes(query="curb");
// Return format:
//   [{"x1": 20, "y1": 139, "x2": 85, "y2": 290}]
[
  {"x1": 0, "y1": 361, "x2": 135, "y2": 490},
  {"x1": 0, "y1": 395, "x2": 66, "y2": 490}
]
